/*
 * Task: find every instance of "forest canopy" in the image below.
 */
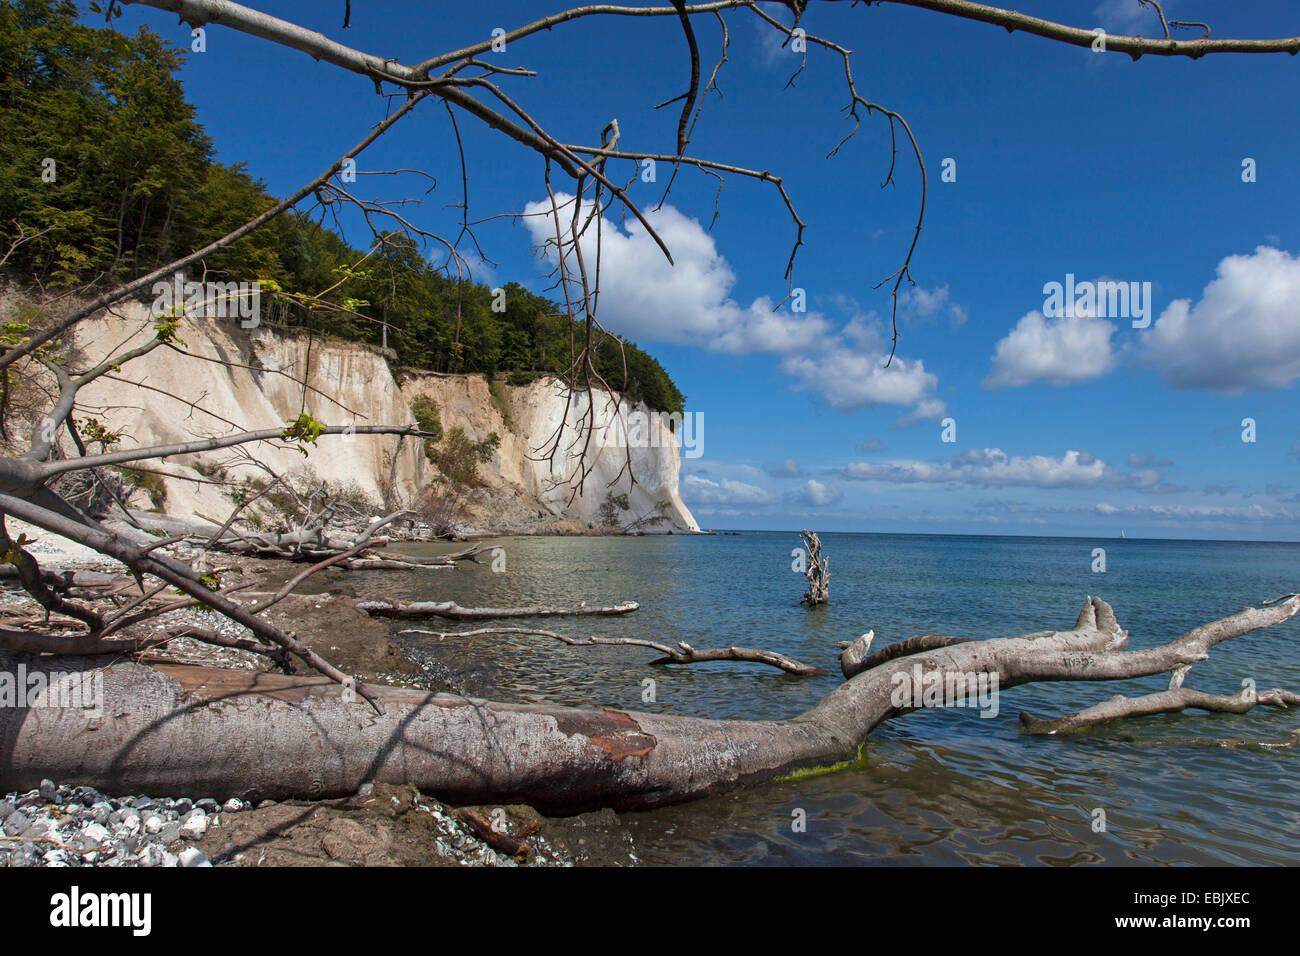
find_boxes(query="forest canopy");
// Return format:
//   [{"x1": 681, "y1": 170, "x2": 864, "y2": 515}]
[{"x1": 0, "y1": 0, "x2": 685, "y2": 414}]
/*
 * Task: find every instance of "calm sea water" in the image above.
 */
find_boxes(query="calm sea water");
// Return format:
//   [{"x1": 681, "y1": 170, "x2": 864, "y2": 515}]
[{"x1": 363, "y1": 532, "x2": 1300, "y2": 865}]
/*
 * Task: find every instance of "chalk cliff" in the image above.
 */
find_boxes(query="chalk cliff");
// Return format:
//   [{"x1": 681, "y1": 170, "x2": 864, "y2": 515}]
[{"x1": 69, "y1": 306, "x2": 699, "y2": 534}]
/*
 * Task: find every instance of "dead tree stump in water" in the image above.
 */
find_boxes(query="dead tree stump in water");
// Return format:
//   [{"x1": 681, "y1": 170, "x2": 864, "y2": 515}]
[{"x1": 800, "y1": 529, "x2": 830, "y2": 606}]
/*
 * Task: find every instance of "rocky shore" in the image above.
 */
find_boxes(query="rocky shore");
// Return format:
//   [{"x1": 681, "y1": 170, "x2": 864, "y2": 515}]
[
  {"x1": 0, "y1": 780, "x2": 591, "y2": 868},
  {"x1": 2, "y1": 781, "x2": 226, "y2": 868},
  {"x1": 0, "y1": 531, "x2": 645, "y2": 868}
]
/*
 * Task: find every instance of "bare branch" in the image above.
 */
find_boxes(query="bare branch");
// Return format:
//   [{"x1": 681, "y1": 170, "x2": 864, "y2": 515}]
[
  {"x1": 401, "y1": 625, "x2": 827, "y2": 675},
  {"x1": 1021, "y1": 686, "x2": 1300, "y2": 736}
]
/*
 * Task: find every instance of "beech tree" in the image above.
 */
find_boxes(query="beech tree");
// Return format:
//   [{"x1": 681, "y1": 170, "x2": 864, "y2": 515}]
[{"x1": 1, "y1": 0, "x2": 1299, "y2": 808}]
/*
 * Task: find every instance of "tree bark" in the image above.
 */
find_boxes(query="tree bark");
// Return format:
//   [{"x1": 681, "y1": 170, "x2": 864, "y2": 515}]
[
  {"x1": 2, "y1": 595, "x2": 1294, "y2": 813},
  {"x1": 842, "y1": 633, "x2": 973, "y2": 678},
  {"x1": 800, "y1": 529, "x2": 829, "y2": 606},
  {"x1": 1020, "y1": 686, "x2": 1300, "y2": 735},
  {"x1": 358, "y1": 599, "x2": 640, "y2": 620},
  {"x1": 402, "y1": 625, "x2": 827, "y2": 675}
]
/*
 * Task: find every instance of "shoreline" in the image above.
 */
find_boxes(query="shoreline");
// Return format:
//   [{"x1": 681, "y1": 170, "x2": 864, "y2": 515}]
[{"x1": 0, "y1": 528, "x2": 645, "y2": 867}]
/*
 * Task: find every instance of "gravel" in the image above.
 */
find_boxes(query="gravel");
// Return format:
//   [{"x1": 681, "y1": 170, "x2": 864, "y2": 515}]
[
  {"x1": 0, "y1": 779, "x2": 231, "y2": 868},
  {"x1": 0, "y1": 778, "x2": 574, "y2": 868}
]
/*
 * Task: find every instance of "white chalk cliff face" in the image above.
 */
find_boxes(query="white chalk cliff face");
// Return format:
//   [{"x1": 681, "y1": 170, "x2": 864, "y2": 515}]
[
  {"x1": 70, "y1": 305, "x2": 698, "y2": 533},
  {"x1": 390, "y1": 373, "x2": 699, "y2": 533}
]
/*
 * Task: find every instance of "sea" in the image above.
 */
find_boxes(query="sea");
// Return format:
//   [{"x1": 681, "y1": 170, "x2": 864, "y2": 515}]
[{"x1": 362, "y1": 531, "x2": 1300, "y2": 865}]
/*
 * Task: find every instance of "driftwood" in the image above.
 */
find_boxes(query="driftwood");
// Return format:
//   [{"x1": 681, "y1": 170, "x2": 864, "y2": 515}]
[
  {"x1": 0, "y1": 513, "x2": 481, "y2": 667},
  {"x1": 342, "y1": 557, "x2": 453, "y2": 570},
  {"x1": 190, "y1": 529, "x2": 386, "y2": 561},
  {"x1": 841, "y1": 632, "x2": 974, "y2": 678},
  {"x1": 359, "y1": 600, "x2": 640, "y2": 621},
  {"x1": 4, "y1": 595, "x2": 1296, "y2": 813},
  {"x1": 1, "y1": 0, "x2": 1296, "y2": 816},
  {"x1": 184, "y1": 517, "x2": 488, "y2": 567},
  {"x1": 400, "y1": 626, "x2": 828, "y2": 676},
  {"x1": 1020, "y1": 685, "x2": 1300, "y2": 735},
  {"x1": 800, "y1": 529, "x2": 829, "y2": 606},
  {"x1": 0, "y1": 565, "x2": 122, "y2": 588},
  {"x1": 0, "y1": 492, "x2": 384, "y2": 706},
  {"x1": 347, "y1": 544, "x2": 484, "y2": 569},
  {"x1": 454, "y1": 808, "x2": 536, "y2": 862},
  {"x1": 0, "y1": 614, "x2": 280, "y2": 658},
  {"x1": 1127, "y1": 730, "x2": 1300, "y2": 751}
]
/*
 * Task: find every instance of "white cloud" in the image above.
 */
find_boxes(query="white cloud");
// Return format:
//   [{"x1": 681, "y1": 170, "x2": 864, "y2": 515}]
[
  {"x1": 522, "y1": 194, "x2": 946, "y2": 422},
  {"x1": 984, "y1": 309, "x2": 1118, "y2": 388},
  {"x1": 901, "y1": 284, "x2": 967, "y2": 329},
  {"x1": 904, "y1": 284, "x2": 949, "y2": 317},
  {"x1": 843, "y1": 447, "x2": 1175, "y2": 491},
  {"x1": 788, "y1": 479, "x2": 842, "y2": 507},
  {"x1": 682, "y1": 474, "x2": 773, "y2": 506},
  {"x1": 521, "y1": 195, "x2": 827, "y2": 353},
  {"x1": 754, "y1": 2, "x2": 797, "y2": 61},
  {"x1": 1142, "y1": 246, "x2": 1300, "y2": 393},
  {"x1": 782, "y1": 347, "x2": 945, "y2": 419},
  {"x1": 1094, "y1": 502, "x2": 1297, "y2": 523},
  {"x1": 896, "y1": 398, "x2": 949, "y2": 428},
  {"x1": 711, "y1": 296, "x2": 832, "y2": 355},
  {"x1": 449, "y1": 249, "x2": 496, "y2": 289}
]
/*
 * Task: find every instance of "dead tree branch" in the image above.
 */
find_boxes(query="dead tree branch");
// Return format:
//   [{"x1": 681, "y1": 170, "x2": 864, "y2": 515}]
[
  {"x1": 1021, "y1": 685, "x2": 1300, "y2": 736},
  {"x1": 359, "y1": 599, "x2": 640, "y2": 621},
  {"x1": 5, "y1": 595, "x2": 1296, "y2": 811},
  {"x1": 400, "y1": 625, "x2": 827, "y2": 675}
]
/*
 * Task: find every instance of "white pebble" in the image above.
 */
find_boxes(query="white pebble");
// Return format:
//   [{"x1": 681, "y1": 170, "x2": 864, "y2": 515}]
[{"x1": 178, "y1": 847, "x2": 211, "y2": 867}]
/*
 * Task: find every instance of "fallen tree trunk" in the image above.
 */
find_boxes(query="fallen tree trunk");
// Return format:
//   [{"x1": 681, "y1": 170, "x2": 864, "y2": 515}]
[
  {"x1": 400, "y1": 626, "x2": 828, "y2": 675},
  {"x1": 0, "y1": 565, "x2": 123, "y2": 588},
  {"x1": 358, "y1": 599, "x2": 640, "y2": 620},
  {"x1": 342, "y1": 557, "x2": 453, "y2": 570},
  {"x1": 188, "y1": 534, "x2": 392, "y2": 561},
  {"x1": 339, "y1": 545, "x2": 485, "y2": 570},
  {"x1": 2, "y1": 595, "x2": 1295, "y2": 813},
  {"x1": 0, "y1": 619, "x2": 281, "y2": 658},
  {"x1": 191, "y1": 529, "x2": 484, "y2": 566}
]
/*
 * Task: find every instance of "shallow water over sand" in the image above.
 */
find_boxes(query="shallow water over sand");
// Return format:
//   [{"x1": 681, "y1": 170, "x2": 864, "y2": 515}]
[{"x1": 362, "y1": 532, "x2": 1300, "y2": 865}]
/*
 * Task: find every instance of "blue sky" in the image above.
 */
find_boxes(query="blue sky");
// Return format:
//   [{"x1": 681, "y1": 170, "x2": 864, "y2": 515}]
[{"x1": 111, "y1": 0, "x2": 1300, "y2": 539}]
